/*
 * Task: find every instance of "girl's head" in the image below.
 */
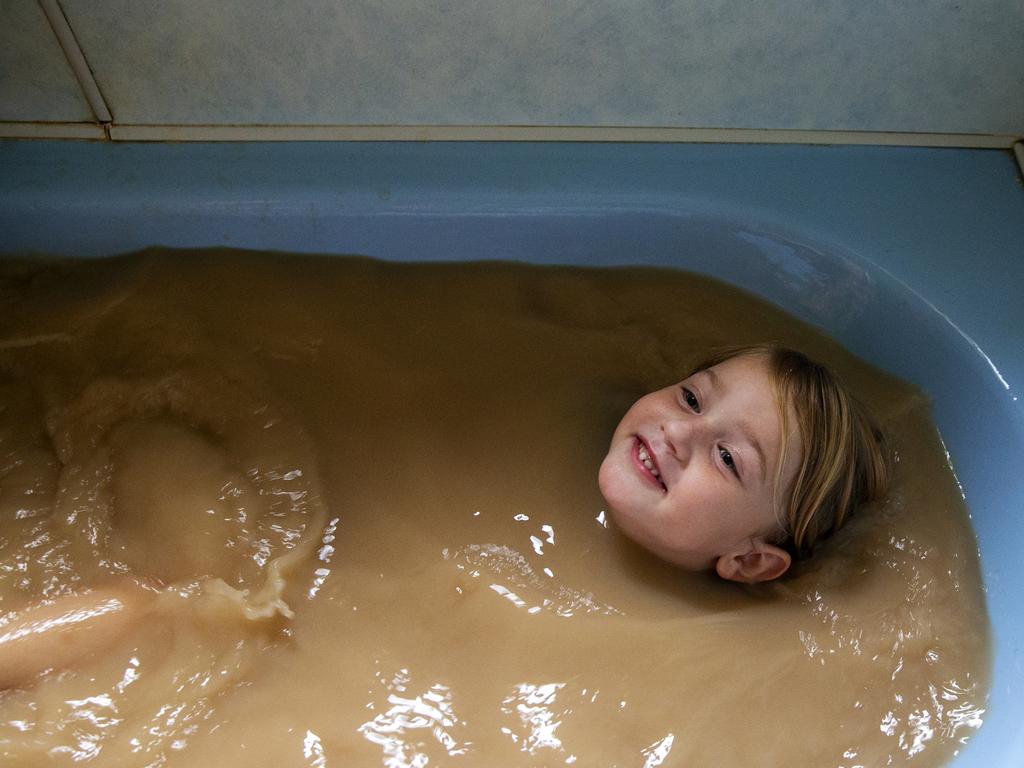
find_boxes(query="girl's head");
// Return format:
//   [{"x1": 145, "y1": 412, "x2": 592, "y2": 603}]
[{"x1": 598, "y1": 344, "x2": 888, "y2": 583}]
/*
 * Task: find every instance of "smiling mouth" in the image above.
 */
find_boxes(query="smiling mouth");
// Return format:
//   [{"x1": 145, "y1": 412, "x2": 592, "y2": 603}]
[{"x1": 634, "y1": 437, "x2": 667, "y2": 491}]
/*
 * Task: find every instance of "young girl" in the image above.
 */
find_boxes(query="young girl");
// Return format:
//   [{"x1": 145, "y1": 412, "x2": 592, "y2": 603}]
[{"x1": 599, "y1": 343, "x2": 889, "y2": 583}]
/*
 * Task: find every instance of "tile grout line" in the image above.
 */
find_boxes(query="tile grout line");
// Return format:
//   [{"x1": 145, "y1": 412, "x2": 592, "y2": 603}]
[
  {"x1": 37, "y1": 0, "x2": 113, "y2": 129},
  {"x1": 24, "y1": 122, "x2": 1024, "y2": 148},
  {"x1": 2, "y1": 121, "x2": 1021, "y2": 149},
  {"x1": 0, "y1": 122, "x2": 105, "y2": 139}
]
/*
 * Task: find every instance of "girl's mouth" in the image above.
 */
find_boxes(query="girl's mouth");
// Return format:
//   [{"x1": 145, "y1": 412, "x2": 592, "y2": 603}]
[{"x1": 633, "y1": 437, "x2": 667, "y2": 491}]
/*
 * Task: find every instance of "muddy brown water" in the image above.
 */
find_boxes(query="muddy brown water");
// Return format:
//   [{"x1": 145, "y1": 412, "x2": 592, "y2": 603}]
[{"x1": 0, "y1": 250, "x2": 989, "y2": 766}]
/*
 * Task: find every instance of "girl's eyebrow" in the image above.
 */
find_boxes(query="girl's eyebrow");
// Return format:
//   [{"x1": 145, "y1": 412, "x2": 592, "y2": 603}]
[
  {"x1": 736, "y1": 418, "x2": 767, "y2": 481},
  {"x1": 701, "y1": 367, "x2": 722, "y2": 393},
  {"x1": 699, "y1": 369, "x2": 767, "y2": 481}
]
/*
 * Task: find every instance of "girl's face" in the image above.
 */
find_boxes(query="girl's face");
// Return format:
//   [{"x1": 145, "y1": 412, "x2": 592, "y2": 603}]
[{"x1": 598, "y1": 354, "x2": 801, "y2": 577}]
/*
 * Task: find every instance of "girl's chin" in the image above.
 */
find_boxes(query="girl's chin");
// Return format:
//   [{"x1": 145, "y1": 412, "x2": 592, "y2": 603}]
[
  {"x1": 599, "y1": 445, "x2": 650, "y2": 499},
  {"x1": 597, "y1": 453, "x2": 620, "y2": 502}
]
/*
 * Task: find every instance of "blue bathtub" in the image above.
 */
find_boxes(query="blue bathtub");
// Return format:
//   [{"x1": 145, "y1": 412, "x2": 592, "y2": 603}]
[{"x1": 1, "y1": 140, "x2": 1022, "y2": 766}]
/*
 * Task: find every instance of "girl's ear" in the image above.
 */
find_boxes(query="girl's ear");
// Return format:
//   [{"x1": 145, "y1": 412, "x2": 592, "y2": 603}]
[{"x1": 715, "y1": 541, "x2": 791, "y2": 583}]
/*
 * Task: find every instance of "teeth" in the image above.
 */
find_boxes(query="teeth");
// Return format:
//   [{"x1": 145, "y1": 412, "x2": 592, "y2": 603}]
[{"x1": 637, "y1": 443, "x2": 660, "y2": 477}]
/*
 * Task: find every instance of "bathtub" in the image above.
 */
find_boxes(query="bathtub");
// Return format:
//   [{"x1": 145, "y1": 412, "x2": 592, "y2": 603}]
[{"x1": 1, "y1": 139, "x2": 1022, "y2": 766}]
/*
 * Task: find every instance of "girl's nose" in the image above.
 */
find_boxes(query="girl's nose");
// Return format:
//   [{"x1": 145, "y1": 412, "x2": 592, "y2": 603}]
[{"x1": 662, "y1": 416, "x2": 707, "y2": 465}]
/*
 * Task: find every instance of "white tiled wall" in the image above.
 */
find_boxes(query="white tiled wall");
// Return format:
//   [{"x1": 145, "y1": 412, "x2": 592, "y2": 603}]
[
  {"x1": 0, "y1": 0, "x2": 93, "y2": 122},
  {"x1": 3, "y1": 0, "x2": 1022, "y2": 141}
]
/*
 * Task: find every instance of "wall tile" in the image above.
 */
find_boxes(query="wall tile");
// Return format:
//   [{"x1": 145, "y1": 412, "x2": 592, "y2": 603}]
[
  {"x1": 46, "y1": 0, "x2": 1024, "y2": 134},
  {"x1": 0, "y1": 0, "x2": 94, "y2": 122}
]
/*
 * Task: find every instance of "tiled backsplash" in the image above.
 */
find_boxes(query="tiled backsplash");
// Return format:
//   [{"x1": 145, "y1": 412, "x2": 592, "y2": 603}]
[
  {"x1": 3, "y1": 0, "x2": 1022, "y2": 141},
  {"x1": 1, "y1": 1, "x2": 92, "y2": 122}
]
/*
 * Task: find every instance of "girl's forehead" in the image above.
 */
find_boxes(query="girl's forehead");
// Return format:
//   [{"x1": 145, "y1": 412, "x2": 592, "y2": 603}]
[{"x1": 697, "y1": 354, "x2": 776, "y2": 394}]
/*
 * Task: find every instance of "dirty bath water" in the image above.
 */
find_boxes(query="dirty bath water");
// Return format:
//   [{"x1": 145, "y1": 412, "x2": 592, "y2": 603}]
[{"x1": 0, "y1": 250, "x2": 990, "y2": 767}]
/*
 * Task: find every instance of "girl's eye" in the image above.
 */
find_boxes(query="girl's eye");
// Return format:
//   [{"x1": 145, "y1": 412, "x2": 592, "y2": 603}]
[
  {"x1": 681, "y1": 387, "x2": 701, "y2": 413},
  {"x1": 719, "y1": 447, "x2": 740, "y2": 478}
]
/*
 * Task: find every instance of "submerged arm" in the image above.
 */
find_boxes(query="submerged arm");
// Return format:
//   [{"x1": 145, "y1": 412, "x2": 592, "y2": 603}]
[{"x1": 0, "y1": 582, "x2": 153, "y2": 689}]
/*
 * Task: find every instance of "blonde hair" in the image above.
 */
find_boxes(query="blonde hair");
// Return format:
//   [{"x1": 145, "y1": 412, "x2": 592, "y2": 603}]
[{"x1": 691, "y1": 344, "x2": 889, "y2": 559}]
